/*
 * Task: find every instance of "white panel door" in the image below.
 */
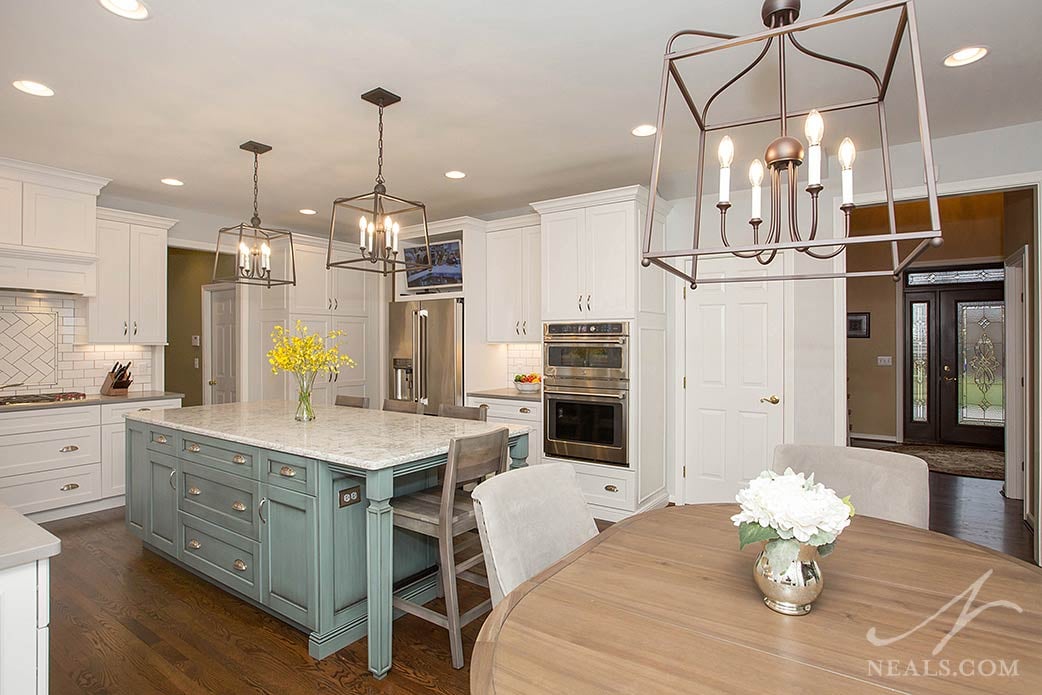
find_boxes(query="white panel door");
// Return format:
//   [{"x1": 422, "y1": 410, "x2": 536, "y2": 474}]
[
  {"x1": 521, "y1": 226, "x2": 541, "y2": 341},
  {"x1": 21, "y1": 183, "x2": 95, "y2": 254},
  {"x1": 290, "y1": 245, "x2": 332, "y2": 315},
  {"x1": 684, "y1": 259, "x2": 784, "y2": 503},
  {"x1": 128, "y1": 225, "x2": 167, "y2": 343},
  {"x1": 207, "y1": 287, "x2": 238, "y2": 404},
  {"x1": 100, "y1": 422, "x2": 126, "y2": 497},
  {"x1": 0, "y1": 177, "x2": 21, "y2": 246},
  {"x1": 584, "y1": 202, "x2": 635, "y2": 319},
  {"x1": 92, "y1": 219, "x2": 131, "y2": 343},
  {"x1": 541, "y1": 209, "x2": 585, "y2": 320},
  {"x1": 486, "y1": 229, "x2": 524, "y2": 342}
]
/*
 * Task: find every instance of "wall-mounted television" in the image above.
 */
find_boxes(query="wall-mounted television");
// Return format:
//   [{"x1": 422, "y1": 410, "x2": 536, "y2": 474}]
[{"x1": 403, "y1": 239, "x2": 463, "y2": 291}]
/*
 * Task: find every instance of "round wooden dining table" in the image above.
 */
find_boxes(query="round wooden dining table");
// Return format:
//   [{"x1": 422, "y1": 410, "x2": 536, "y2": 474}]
[{"x1": 472, "y1": 504, "x2": 1041, "y2": 694}]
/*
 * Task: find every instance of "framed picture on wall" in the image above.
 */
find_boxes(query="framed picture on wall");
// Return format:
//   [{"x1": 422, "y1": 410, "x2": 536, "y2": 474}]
[{"x1": 847, "y1": 312, "x2": 871, "y2": 338}]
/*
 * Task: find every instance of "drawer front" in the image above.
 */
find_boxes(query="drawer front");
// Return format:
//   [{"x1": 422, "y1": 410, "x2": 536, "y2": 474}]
[
  {"x1": 179, "y1": 461, "x2": 261, "y2": 540},
  {"x1": 0, "y1": 426, "x2": 101, "y2": 478},
  {"x1": 571, "y1": 464, "x2": 634, "y2": 510},
  {"x1": 180, "y1": 433, "x2": 258, "y2": 477},
  {"x1": 0, "y1": 405, "x2": 100, "y2": 436},
  {"x1": 262, "y1": 451, "x2": 316, "y2": 495},
  {"x1": 145, "y1": 426, "x2": 178, "y2": 454},
  {"x1": 101, "y1": 399, "x2": 182, "y2": 425},
  {"x1": 466, "y1": 397, "x2": 541, "y2": 423},
  {"x1": 180, "y1": 513, "x2": 261, "y2": 601},
  {"x1": 0, "y1": 463, "x2": 101, "y2": 514}
]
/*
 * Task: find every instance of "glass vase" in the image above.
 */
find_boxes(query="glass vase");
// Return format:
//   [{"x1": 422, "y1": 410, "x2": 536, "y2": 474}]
[{"x1": 295, "y1": 372, "x2": 318, "y2": 422}]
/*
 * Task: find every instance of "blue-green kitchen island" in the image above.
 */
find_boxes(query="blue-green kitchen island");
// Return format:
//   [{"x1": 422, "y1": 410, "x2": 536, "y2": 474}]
[{"x1": 124, "y1": 400, "x2": 530, "y2": 678}]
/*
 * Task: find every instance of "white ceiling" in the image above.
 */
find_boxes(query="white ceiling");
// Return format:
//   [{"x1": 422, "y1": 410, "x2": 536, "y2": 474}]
[{"x1": 1, "y1": 0, "x2": 1040, "y2": 236}]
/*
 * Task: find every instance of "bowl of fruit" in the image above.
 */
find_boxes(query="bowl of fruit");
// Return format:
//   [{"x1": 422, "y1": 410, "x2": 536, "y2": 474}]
[{"x1": 513, "y1": 373, "x2": 542, "y2": 393}]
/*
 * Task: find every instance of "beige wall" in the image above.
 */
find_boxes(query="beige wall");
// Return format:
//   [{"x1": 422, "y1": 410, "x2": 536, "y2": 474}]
[
  {"x1": 846, "y1": 193, "x2": 1006, "y2": 438},
  {"x1": 166, "y1": 248, "x2": 234, "y2": 407}
]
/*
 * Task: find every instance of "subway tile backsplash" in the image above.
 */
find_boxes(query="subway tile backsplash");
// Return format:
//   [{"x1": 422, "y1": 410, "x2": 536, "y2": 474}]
[
  {"x1": 0, "y1": 292, "x2": 153, "y2": 395},
  {"x1": 505, "y1": 343, "x2": 542, "y2": 385}
]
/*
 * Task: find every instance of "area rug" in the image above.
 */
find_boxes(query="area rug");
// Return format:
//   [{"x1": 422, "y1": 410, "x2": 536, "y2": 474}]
[{"x1": 882, "y1": 444, "x2": 1004, "y2": 480}]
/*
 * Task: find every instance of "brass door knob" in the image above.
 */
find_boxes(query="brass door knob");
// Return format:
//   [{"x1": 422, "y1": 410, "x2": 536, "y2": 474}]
[
  {"x1": 208, "y1": 379, "x2": 218, "y2": 386},
  {"x1": 760, "y1": 395, "x2": 780, "y2": 405}
]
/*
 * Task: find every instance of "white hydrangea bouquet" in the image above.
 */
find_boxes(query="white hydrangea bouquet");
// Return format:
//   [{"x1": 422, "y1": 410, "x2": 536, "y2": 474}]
[{"x1": 732, "y1": 468, "x2": 855, "y2": 577}]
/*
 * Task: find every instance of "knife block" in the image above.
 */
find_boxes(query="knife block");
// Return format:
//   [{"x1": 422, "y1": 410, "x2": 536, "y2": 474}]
[{"x1": 100, "y1": 372, "x2": 131, "y2": 396}]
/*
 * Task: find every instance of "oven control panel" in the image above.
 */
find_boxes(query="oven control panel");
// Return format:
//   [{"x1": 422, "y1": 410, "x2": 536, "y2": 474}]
[{"x1": 544, "y1": 322, "x2": 628, "y2": 336}]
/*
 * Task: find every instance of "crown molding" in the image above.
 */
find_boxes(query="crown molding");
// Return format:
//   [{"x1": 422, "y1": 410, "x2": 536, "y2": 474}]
[
  {"x1": 484, "y1": 213, "x2": 541, "y2": 232},
  {"x1": 398, "y1": 215, "x2": 487, "y2": 239},
  {"x1": 0, "y1": 157, "x2": 110, "y2": 195},
  {"x1": 531, "y1": 184, "x2": 673, "y2": 215},
  {"x1": 97, "y1": 206, "x2": 178, "y2": 230}
]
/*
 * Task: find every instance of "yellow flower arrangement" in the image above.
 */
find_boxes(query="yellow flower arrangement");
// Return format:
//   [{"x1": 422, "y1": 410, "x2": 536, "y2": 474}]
[{"x1": 268, "y1": 321, "x2": 356, "y2": 421}]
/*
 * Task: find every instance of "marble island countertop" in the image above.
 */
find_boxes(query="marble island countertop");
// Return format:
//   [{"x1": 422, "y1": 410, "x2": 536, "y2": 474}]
[
  {"x1": 0, "y1": 502, "x2": 60, "y2": 572},
  {"x1": 125, "y1": 400, "x2": 531, "y2": 470}
]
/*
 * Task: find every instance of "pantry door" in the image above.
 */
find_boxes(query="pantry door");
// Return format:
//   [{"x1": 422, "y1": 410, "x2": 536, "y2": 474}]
[{"x1": 683, "y1": 258, "x2": 785, "y2": 503}]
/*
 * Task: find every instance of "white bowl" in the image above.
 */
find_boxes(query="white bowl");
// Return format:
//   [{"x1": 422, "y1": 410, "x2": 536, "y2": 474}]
[{"x1": 513, "y1": 382, "x2": 541, "y2": 393}]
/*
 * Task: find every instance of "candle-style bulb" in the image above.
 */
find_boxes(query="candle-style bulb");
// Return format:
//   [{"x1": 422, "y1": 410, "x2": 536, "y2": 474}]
[
  {"x1": 718, "y1": 136, "x2": 734, "y2": 168},
  {"x1": 838, "y1": 137, "x2": 857, "y2": 170},
  {"x1": 359, "y1": 216, "x2": 367, "y2": 231},
  {"x1": 805, "y1": 110, "x2": 824, "y2": 146},
  {"x1": 748, "y1": 159, "x2": 764, "y2": 187},
  {"x1": 384, "y1": 215, "x2": 392, "y2": 232}
]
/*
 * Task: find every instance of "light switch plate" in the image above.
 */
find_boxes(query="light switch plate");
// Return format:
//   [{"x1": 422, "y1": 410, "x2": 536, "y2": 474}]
[
  {"x1": 191, "y1": 335, "x2": 201, "y2": 347},
  {"x1": 877, "y1": 356, "x2": 893, "y2": 367}
]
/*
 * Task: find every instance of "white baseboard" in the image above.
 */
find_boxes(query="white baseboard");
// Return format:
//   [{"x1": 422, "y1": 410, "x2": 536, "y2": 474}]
[
  {"x1": 849, "y1": 432, "x2": 898, "y2": 443},
  {"x1": 27, "y1": 496, "x2": 124, "y2": 524}
]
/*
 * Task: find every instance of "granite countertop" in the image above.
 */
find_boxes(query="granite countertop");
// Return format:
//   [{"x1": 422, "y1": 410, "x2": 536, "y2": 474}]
[
  {"x1": 467, "y1": 387, "x2": 541, "y2": 403},
  {"x1": 0, "y1": 503, "x2": 60, "y2": 572},
  {"x1": 126, "y1": 400, "x2": 532, "y2": 471},
  {"x1": 0, "y1": 390, "x2": 184, "y2": 414}
]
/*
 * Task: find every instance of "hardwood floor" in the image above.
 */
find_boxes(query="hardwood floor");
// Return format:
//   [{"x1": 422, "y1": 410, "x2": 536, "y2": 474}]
[
  {"x1": 929, "y1": 472, "x2": 1035, "y2": 562},
  {"x1": 44, "y1": 508, "x2": 485, "y2": 695}
]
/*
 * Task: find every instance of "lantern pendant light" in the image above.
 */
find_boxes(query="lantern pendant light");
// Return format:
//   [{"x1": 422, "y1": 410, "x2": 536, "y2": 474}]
[
  {"x1": 641, "y1": 0, "x2": 943, "y2": 288},
  {"x1": 212, "y1": 141, "x2": 296, "y2": 288},
  {"x1": 326, "y1": 87, "x2": 432, "y2": 277}
]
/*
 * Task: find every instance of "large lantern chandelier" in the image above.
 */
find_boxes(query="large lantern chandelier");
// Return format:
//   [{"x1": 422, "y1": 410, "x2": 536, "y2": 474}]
[
  {"x1": 326, "y1": 87, "x2": 432, "y2": 276},
  {"x1": 641, "y1": 0, "x2": 943, "y2": 287},
  {"x1": 212, "y1": 141, "x2": 297, "y2": 288}
]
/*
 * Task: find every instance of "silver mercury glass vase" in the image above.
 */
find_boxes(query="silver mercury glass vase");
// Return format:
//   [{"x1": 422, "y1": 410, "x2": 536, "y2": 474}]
[{"x1": 753, "y1": 542, "x2": 823, "y2": 615}]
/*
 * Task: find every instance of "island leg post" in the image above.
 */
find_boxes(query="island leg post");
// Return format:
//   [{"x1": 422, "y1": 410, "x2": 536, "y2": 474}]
[
  {"x1": 365, "y1": 468, "x2": 394, "y2": 678},
  {"x1": 508, "y1": 432, "x2": 530, "y2": 469}
]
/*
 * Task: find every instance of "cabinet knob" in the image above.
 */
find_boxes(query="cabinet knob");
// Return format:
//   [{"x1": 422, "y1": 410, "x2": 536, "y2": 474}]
[
  {"x1": 60, "y1": 482, "x2": 80, "y2": 492},
  {"x1": 604, "y1": 484, "x2": 619, "y2": 493},
  {"x1": 186, "y1": 443, "x2": 201, "y2": 453},
  {"x1": 519, "y1": 407, "x2": 531, "y2": 414},
  {"x1": 279, "y1": 465, "x2": 297, "y2": 478},
  {"x1": 231, "y1": 501, "x2": 247, "y2": 512},
  {"x1": 232, "y1": 454, "x2": 247, "y2": 464},
  {"x1": 187, "y1": 539, "x2": 202, "y2": 550},
  {"x1": 188, "y1": 486, "x2": 202, "y2": 496},
  {"x1": 232, "y1": 559, "x2": 248, "y2": 572},
  {"x1": 59, "y1": 445, "x2": 79, "y2": 453},
  {"x1": 155, "y1": 434, "x2": 168, "y2": 444}
]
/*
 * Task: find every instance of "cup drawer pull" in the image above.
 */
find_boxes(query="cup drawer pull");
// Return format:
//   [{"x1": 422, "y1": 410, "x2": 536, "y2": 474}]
[
  {"x1": 231, "y1": 454, "x2": 247, "y2": 465},
  {"x1": 155, "y1": 434, "x2": 168, "y2": 444},
  {"x1": 519, "y1": 407, "x2": 531, "y2": 414},
  {"x1": 231, "y1": 501, "x2": 247, "y2": 512},
  {"x1": 60, "y1": 483, "x2": 80, "y2": 492},
  {"x1": 279, "y1": 466, "x2": 297, "y2": 478},
  {"x1": 186, "y1": 443, "x2": 201, "y2": 453},
  {"x1": 59, "y1": 445, "x2": 79, "y2": 453},
  {"x1": 188, "y1": 486, "x2": 202, "y2": 496},
  {"x1": 137, "y1": 407, "x2": 151, "y2": 412},
  {"x1": 604, "y1": 484, "x2": 619, "y2": 493},
  {"x1": 187, "y1": 539, "x2": 202, "y2": 550},
  {"x1": 232, "y1": 559, "x2": 248, "y2": 572}
]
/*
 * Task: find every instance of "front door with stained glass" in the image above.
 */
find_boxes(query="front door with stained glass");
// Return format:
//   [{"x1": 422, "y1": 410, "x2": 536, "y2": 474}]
[{"x1": 903, "y1": 273, "x2": 1005, "y2": 448}]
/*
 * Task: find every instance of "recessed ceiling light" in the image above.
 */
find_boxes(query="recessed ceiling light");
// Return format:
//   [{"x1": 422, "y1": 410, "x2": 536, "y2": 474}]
[
  {"x1": 299, "y1": 209, "x2": 317, "y2": 215},
  {"x1": 12, "y1": 80, "x2": 54, "y2": 97},
  {"x1": 445, "y1": 170, "x2": 466, "y2": 179},
  {"x1": 631, "y1": 124, "x2": 657, "y2": 137},
  {"x1": 98, "y1": 0, "x2": 150, "y2": 20},
  {"x1": 160, "y1": 178, "x2": 184, "y2": 187},
  {"x1": 943, "y1": 46, "x2": 988, "y2": 67}
]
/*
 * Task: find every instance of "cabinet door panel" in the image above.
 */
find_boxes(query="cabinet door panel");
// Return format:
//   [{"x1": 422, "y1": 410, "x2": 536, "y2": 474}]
[
  {"x1": 0, "y1": 563, "x2": 39, "y2": 695},
  {"x1": 148, "y1": 453, "x2": 178, "y2": 555},
  {"x1": 262, "y1": 485, "x2": 318, "y2": 629},
  {"x1": 585, "y1": 202, "x2": 635, "y2": 319},
  {"x1": 521, "y1": 226, "x2": 541, "y2": 342},
  {"x1": 0, "y1": 176, "x2": 21, "y2": 245},
  {"x1": 129, "y1": 225, "x2": 167, "y2": 343},
  {"x1": 289, "y1": 315, "x2": 332, "y2": 405},
  {"x1": 541, "y1": 210, "x2": 585, "y2": 320},
  {"x1": 91, "y1": 219, "x2": 131, "y2": 343},
  {"x1": 125, "y1": 425, "x2": 148, "y2": 538},
  {"x1": 331, "y1": 264, "x2": 367, "y2": 315},
  {"x1": 486, "y1": 229, "x2": 524, "y2": 342},
  {"x1": 289, "y1": 245, "x2": 332, "y2": 315},
  {"x1": 21, "y1": 184, "x2": 96, "y2": 254},
  {"x1": 101, "y1": 423, "x2": 126, "y2": 497}
]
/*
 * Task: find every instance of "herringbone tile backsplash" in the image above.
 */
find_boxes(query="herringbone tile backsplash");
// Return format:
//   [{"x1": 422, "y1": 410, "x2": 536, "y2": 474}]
[{"x1": 0, "y1": 292, "x2": 153, "y2": 394}]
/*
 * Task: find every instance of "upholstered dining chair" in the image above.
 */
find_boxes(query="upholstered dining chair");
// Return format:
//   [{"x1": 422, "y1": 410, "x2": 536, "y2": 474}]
[
  {"x1": 391, "y1": 427, "x2": 511, "y2": 669},
  {"x1": 334, "y1": 395, "x2": 370, "y2": 409},
  {"x1": 382, "y1": 398, "x2": 423, "y2": 414},
  {"x1": 772, "y1": 444, "x2": 930, "y2": 529},
  {"x1": 437, "y1": 403, "x2": 488, "y2": 421},
  {"x1": 471, "y1": 462, "x2": 599, "y2": 607}
]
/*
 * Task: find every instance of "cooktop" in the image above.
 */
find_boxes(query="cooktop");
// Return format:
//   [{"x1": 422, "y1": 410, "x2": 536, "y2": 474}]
[{"x1": 0, "y1": 392, "x2": 88, "y2": 407}]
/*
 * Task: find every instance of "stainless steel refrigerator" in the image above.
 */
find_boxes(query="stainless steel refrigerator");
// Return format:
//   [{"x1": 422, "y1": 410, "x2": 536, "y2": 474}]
[{"x1": 388, "y1": 298, "x2": 463, "y2": 415}]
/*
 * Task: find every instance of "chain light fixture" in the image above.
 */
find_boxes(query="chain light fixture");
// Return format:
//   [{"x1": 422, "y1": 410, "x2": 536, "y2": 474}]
[
  {"x1": 326, "y1": 87, "x2": 432, "y2": 276},
  {"x1": 641, "y1": 0, "x2": 943, "y2": 287},
  {"x1": 212, "y1": 141, "x2": 297, "y2": 288}
]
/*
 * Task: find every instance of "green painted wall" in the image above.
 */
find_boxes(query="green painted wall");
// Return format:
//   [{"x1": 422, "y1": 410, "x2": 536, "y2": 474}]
[{"x1": 166, "y1": 248, "x2": 234, "y2": 406}]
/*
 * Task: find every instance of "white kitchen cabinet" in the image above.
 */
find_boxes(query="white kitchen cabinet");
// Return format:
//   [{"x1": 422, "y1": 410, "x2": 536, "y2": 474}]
[
  {"x1": 89, "y1": 209, "x2": 176, "y2": 345},
  {"x1": 486, "y1": 224, "x2": 541, "y2": 343},
  {"x1": 290, "y1": 243, "x2": 369, "y2": 317},
  {"x1": 100, "y1": 423, "x2": 127, "y2": 497},
  {"x1": 21, "y1": 183, "x2": 97, "y2": 255},
  {"x1": 584, "y1": 202, "x2": 635, "y2": 319},
  {"x1": 540, "y1": 209, "x2": 585, "y2": 320},
  {"x1": 0, "y1": 176, "x2": 21, "y2": 246},
  {"x1": 0, "y1": 560, "x2": 49, "y2": 695},
  {"x1": 466, "y1": 395, "x2": 543, "y2": 464}
]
